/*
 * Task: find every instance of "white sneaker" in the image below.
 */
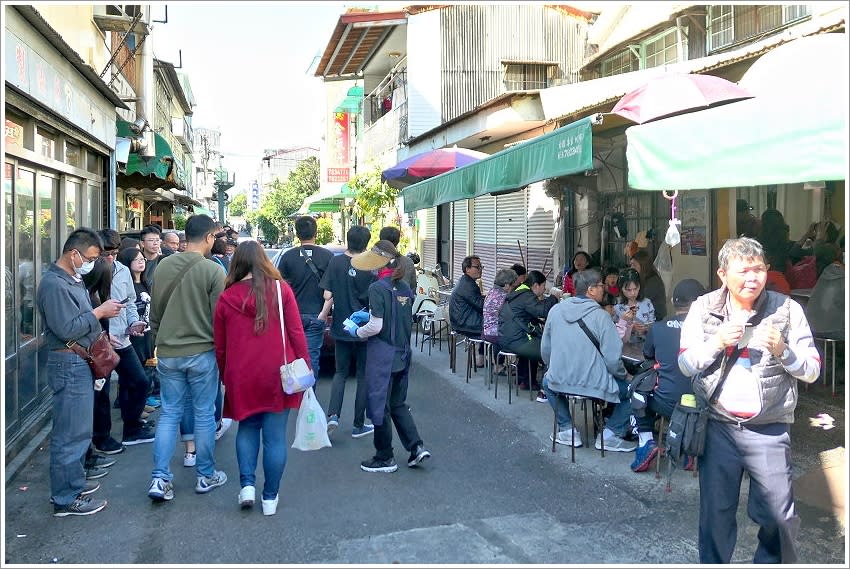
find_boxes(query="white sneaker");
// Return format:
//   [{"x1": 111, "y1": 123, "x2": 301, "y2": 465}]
[
  {"x1": 262, "y1": 494, "x2": 279, "y2": 516},
  {"x1": 183, "y1": 452, "x2": 196, "y2": 467},
  {"x1": 550, "y1": 428, "x2": 583, "y2": 447},
  {"x1": 215, "y1": 418, "x2": 233, "y2": 441},
  {"x1": 238, "y1": 485, "x2": 255, "y2": 508},
  {"x1": 595, "y1": 433, "x2": 637, "y2": 452}
]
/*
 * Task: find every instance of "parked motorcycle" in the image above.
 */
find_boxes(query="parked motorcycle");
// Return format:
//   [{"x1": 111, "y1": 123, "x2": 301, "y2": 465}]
[{"x1": 407, "y1": 252, "x2": 451, "y2": 333}]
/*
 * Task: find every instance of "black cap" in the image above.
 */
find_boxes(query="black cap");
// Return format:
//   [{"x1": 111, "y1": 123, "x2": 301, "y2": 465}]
[{"x1": 672, "y1": 278, "x2": 706, "y2": 307}]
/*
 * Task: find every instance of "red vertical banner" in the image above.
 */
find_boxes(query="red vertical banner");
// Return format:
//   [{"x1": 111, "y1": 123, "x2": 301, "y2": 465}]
[{"x1": 333, "y1": 111, "x2": 349, "y2": 165}]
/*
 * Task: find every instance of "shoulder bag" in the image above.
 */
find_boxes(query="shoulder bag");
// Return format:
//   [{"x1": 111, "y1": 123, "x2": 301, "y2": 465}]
[
  {"x1": 277, "y1": 280, "x2": 316, "y2": 394},
  {"x1": 67, "y1": 330, "x2": 121, "y2": 380}
]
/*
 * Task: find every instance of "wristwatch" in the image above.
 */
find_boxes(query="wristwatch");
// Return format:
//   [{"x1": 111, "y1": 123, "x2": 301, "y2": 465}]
[{"x1": 780, "y1": 346, "x2": 792, "y2": 361}]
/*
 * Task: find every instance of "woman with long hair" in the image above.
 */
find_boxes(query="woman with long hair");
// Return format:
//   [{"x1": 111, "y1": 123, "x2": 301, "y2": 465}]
[
  {"x1": 628, "y1": 249, "x2": 666, "y2": 320},
  {"x1": 117, "y1": 248, "x2": 154, "y2": 374},
  {"x1": 613, "y1": 268, "x2": 655, "y2": 343},
  {"x1": 562, "y1": 251, "x2": 593, "y2": 296},
  {"x1": 346, "y1": 240, "x2": 431, "y2": 473},
  {"x1": 213, "y1": 240, "x2": 309, "y2": 516}
]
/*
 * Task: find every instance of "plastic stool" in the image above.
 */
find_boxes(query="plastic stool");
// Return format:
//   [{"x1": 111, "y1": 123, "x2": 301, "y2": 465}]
[
  {"x1": 465, "y1": 338, "x2": 486, "y2": 384},
  {"x1": 495, "y1": 351, "x2": 517, "y2": 404}
]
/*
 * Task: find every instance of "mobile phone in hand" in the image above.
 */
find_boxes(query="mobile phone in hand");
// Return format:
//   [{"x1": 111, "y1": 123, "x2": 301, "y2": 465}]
[{"x1": 119, "y1": 297, "x2": 130, "y2": 304}]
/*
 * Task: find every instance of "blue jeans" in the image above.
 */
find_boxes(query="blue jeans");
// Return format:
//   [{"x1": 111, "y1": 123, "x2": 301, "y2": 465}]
[
  {"x1": 301, "y1": 314, "x2": 325, "y2": 379},
  {"x1": 48, "y1": 351, "x2": 94, "y2": 507},
  {"x1": 152, "y1": 351, "x2": 220, "y2": 481},
  {"x1": 543, "y1": 376, "x2": 632, "y2": 437},
  {"x1": 179, "y1": 382, "x2": 223, "y2": 442},
  {"x1": 235, "y1": 410, "x2": 291, "y2": 500}
]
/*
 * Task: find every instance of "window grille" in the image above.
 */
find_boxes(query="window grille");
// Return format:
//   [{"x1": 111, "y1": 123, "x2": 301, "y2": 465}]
[
  {"x1": 601, "y1": 50, "x2": 636, "y2": 77},
  {"x1": 708, "y1": 5, "x2": 734, "y2": 51},
  {"x1": 503, "y1": 63, "x2": 554, "y2": 91},
  {"x1": 644, "y1": 28, "x2": 681, "y2": 69}
]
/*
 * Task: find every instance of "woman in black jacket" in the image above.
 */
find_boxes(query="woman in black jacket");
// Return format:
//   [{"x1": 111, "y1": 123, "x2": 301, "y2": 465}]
[{"x1": 498, "y1": 270, "x2": 561, "y2": 399}]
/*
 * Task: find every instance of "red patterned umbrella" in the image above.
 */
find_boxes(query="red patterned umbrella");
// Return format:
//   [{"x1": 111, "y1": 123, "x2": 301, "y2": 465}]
[
  {"x1": 611, "y1": 73, "x2": 753, "y2": 124},
  {"x1": 382, "y1": 147, "x2": 489, "y2": 189}
]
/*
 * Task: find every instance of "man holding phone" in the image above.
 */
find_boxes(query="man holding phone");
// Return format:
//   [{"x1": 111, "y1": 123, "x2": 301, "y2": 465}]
[{"x1": 96, "y1": 229, "x2": 155, "y2": 449}]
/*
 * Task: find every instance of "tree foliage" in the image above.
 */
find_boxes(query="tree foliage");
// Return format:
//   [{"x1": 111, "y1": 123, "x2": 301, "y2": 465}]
[
  {"x1": 246, "y1": 156, "x2": 320, "y2": 244},
  {"x1": 228, "y1": 193, "x2": 247, "y2": 217},
  {"x1": 173, "y1": 214, "x2": 187, "y2": 230},
  {"x1": 316, "y1": 217, "x2": 334, "y2": 245},
  {"x1": 350, "y1": 165, "x2": 399, "y2": 239}
]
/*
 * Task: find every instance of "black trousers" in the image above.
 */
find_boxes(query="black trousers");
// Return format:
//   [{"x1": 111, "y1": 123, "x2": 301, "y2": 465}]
[
  {"x1": 327, "y1": 340, "x2": 368, "y2": 428},
  {"x1": 91, "y1": 376, "x2": 113, "y2": 447},
  {"x1": 114, "y1": 345, "x2": 151, "y2": 437},
  {"x1": 633, "y1": 391, "x2": 678, "y2": 432},
  {"x1": 698, "y1": 420, "x2": 800, "y2": 563},
  {"x1": 373, "y1": 370, "x2": 422, "y2": 461}
]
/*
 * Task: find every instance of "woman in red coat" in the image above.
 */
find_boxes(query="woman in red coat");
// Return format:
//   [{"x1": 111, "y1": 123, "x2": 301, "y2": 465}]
[{"x1": 213, "y1": 240, "x2": 309, "y2": 516}]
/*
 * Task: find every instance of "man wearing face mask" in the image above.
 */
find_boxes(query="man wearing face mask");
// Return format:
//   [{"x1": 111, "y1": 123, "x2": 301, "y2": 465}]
[{"x1": 37, "y1": 228, "x2": 125, "y2": 516}]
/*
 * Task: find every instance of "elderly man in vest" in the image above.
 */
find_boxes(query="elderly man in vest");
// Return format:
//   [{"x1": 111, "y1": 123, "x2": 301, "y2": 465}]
[{"x1": 678, "y1": 237, "x2": 820, "y2": 564}]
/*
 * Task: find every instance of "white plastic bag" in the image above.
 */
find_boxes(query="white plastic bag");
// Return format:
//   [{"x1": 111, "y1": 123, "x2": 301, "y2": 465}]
[
  {"x1": 653, "y1": 242, "x2": 674, "y2": 302},
  {"x1": 291, "y1": 387, "x2": 331, "y2": 451}
]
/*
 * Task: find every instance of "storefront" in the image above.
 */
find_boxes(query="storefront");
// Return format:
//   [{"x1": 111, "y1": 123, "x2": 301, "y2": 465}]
[{"x1": 4, "y1": 7, "x2": 126, "y2": 461}]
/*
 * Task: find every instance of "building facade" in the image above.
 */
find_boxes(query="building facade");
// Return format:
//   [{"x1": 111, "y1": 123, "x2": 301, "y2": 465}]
[{"x1": 4, "y1": 5, "x2": 128, "y2": 461}]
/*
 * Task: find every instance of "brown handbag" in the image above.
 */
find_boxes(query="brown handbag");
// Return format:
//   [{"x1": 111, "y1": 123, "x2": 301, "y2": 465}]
[{"x1": 67, "y1": 331, "x2": 121, "y2": 380}]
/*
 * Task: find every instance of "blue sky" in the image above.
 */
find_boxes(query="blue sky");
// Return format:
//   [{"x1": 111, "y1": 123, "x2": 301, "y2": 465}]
[{"x1": 150, "y1": 2, "x2": 358, "y2": 190}]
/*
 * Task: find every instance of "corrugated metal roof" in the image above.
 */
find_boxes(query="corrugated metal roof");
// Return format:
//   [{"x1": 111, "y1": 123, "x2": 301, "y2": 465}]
[
  {"x1": 540, "y1": 16, "x2": 846, "y2": 124},
  {"x1": 15, "y1": 6, "x2": 129, "y2": 110},
  {"x1": 314, "y1": 10, "x2": 407, "y2": 78}
]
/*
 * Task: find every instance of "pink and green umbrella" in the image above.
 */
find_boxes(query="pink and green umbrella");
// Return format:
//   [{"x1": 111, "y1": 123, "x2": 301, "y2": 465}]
[{"x1": 382, "y1": 147, "x2": 489, "y2": 189}]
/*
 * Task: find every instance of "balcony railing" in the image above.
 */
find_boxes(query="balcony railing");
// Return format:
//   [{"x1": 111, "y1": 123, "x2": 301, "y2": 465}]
[{"x1": 361, "y1": 100, "x2": 408, "y2": 163}]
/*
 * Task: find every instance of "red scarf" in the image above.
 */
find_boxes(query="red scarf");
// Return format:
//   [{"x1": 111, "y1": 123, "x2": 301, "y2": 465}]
[{"x1": 377, "y1": 267, "x2": 394, "y2": 279}]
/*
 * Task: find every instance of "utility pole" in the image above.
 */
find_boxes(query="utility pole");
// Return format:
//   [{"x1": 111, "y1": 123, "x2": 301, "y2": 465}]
[{"x1": 214, "y1": 153, "x2": 235, "y2": 224}]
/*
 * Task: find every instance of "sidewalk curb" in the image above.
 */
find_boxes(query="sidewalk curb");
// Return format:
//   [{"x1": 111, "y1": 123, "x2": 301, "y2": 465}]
[{"x1": 4, "y1": 423, "x2": 51, "y2": 486}]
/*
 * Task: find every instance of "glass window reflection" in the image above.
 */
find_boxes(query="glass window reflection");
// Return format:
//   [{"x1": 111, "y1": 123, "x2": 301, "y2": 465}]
[
  {"x1": 5, "y1": 162, "x2": 15, "y2": 353},
  {"x1": 16, "y1": 168, "x2": 36, "y2": 343}
]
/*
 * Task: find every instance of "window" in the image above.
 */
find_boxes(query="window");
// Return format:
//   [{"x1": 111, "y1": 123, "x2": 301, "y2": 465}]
[
  {"x1": 601, "y1": 50, "x2": 637, "y2": 77},
  {"x1": 503, "y1": 63, "x2": 555, "y2": 91},
  {"x1": 37, "y1": 127, "x2": 56, "y2": 160},
  {"x1": 5, "y1": 117, "x2": 25, "y2": 151},
  {"x1": 65, "y1": 179, "x2": 80, "y2": 233},
  {"x1": 708, "y1": 5, "x2": 734, "y2": 51},
  {"x1": 708, "y1": 4, "x2": 811, "y2": 52},
  {"x1": 65, "y1": 141, "x2": 81, "y2": 168},
  {"x1": 644, "y1": 28, "x2": 682, "y2": 69},
  {"x1": 86, "y1": 151, "x2": 101, "y2": 174}
]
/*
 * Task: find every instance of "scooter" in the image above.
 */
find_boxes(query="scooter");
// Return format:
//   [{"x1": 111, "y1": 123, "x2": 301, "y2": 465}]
[{"x1": 407, "y1": 253, "x2": 451, "y2": 332}]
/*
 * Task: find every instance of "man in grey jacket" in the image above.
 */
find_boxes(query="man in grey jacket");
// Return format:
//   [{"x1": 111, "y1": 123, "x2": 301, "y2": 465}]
[
  {"x1": 37, "y1": 228, "x2": 124, "y2": 516},
  {"x1": 678, "y1": 237, "x2": 820, "y2": 564},
  {"x1": 98, "y1": 229, "x2": 152, "y2": 447},
  {"x1": 541, "y1": 267, "x2": 636, "y2": 452}
]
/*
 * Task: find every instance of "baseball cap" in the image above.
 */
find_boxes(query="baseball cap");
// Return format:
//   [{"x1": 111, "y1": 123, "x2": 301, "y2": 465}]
[
  {"x1": 736, "y1": 199, "x2": 753, "y2": 212},
  {"x1": 672, "y1": 278, "x2": 706, "y2": 307}
]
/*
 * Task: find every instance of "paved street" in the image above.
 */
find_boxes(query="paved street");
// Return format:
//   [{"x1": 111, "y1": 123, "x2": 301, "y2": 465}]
[{"x1": 3, "y1": 345, "x2": 846, "y2": 565}]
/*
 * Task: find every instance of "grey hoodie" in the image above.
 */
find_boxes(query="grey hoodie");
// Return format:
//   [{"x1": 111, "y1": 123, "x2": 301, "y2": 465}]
[
  {"x1": 541, "y1": 295, "x2": 626, "y2": 404},
  {"x1": 108, "y1": 260, "x2": 141, "y2": 349}
]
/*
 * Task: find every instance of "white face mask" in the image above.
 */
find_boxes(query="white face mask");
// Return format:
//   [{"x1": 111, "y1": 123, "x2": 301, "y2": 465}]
[{"x1": 73, "y1": 250, "x2": 95, "y2": 275}]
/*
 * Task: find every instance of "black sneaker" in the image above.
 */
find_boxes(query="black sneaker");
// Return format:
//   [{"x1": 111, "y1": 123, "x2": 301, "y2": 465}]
[
  {"x1": 53, "y1": 496, "x2": 107, "y2": 517},
  {"x1": 85, "y1": 455, "x2": 116, "y2": 469},
  {"x1": 407, "y1": 444, "x2": 432, "y2": 468},
  {"x1": 93, "y1": 437, "x2": 125, "y2": 455},
  {"x1": 360, "y1": 456, "x2": 398, "y2": 473},
  {"x1": 123, "y1": 425, "x2": 156, "y2": 446},
  {"x1": 85, "y1": 467, "x2": 110, "y2": 480}
]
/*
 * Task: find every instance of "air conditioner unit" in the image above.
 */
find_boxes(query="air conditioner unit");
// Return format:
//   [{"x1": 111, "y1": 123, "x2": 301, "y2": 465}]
[{"x1": 171, "y1": 117, "x2": 193, "y2": 152}]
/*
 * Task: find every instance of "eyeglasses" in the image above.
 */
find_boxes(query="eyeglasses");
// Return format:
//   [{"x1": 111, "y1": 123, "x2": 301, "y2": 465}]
[
  {"x1": 214, "y1": 232, "x2": 227, "y2": 239},
  {"x1": 469, "y1": 264, "x2": 482, "y2": 269},
  {"x1": 99, "y1": 249, "x2": 119, "y2": 259},
  {"x1": 588, "y1": 282, "x2": 605, "y2": 290},
  {"x1": 75, "y1": 250, "x2": 99, "y2": 263}
]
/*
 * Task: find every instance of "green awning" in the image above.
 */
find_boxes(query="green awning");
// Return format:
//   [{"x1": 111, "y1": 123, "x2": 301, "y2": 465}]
[
  {"x1": 116, "y1": 119, "x2": 181, "y2": 190},
  {"x1": 400, "y1": 115, "x2": 595, "y2": 212},
  {"x1": 193, "y1": 206, "x2": 215, "y2": 217},
  {"x1": 626, "y1": 91, "x2": 847, "y2": 191},
  {"x1": 300, "y1": 183, "x2": 353, "y2": 213}
]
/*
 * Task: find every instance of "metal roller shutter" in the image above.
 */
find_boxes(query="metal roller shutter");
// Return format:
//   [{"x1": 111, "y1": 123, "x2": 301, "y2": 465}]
[
  {"x1": 451, "y1": 200, "x2": 468, "y2": 282},
  {"x1": 421, "y1": 207, "x2": 438, "y2": 271},
  {"x1": 472, "y1": 193, "x2": 496, "y2": 289},
  {"x1": 495, "y1": 190, "x2": 527, "y2": 272},
  {"x1": 526, "y1": 182, "x2": 558, "y2": 286}
]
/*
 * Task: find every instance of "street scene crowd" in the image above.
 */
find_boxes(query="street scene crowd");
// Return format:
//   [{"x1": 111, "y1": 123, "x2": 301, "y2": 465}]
[{"x1": 34, "y1": 204, "x2": 842, "y2": 564}]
